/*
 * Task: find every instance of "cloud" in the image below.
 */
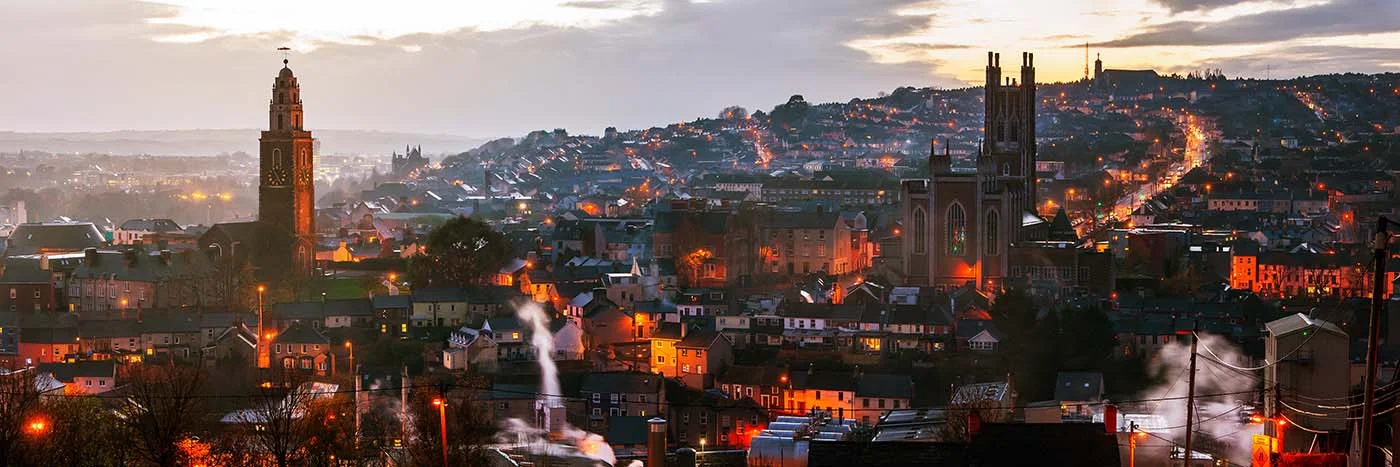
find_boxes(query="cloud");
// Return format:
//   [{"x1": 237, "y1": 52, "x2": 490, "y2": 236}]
[
  {"x1": 1097, "y1": 0, "x2": 1400, "y2": 47},
  {"x1": 1150, "y1": 0, "x2": 1252, "y2": 12},
  {"x1": 0, "y1": 0, "x2": 947, "y2": 137},
  {"x1": 1169, "y1": 44, "x2": 1400, "y2": 77}
]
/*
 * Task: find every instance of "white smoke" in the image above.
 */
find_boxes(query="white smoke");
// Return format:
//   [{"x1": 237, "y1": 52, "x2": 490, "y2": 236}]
[
  {"x1": 517, "y1": 302, "x2": 561, "y2": 407},
  {"x1": 502, "y1": 302, "x2": 621, "y2": 466},
  {"x1": 1143, "y1": 333, "x2": 1261, "y2": 462}
]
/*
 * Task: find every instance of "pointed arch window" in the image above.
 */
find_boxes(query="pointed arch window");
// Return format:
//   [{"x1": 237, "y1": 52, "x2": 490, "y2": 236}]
[
  {"x1": 947, "y1": 203, "x2": 966, "y2": 256},
  {"x1": 985, "y1": 209, "x2": 1000, "y2": 256},
  {"x1": 912, "y1": 208, "x2": 927, "y2": 255},
  {"x1": 272, "y1": 149, "x2": 283, "y2": 170}
]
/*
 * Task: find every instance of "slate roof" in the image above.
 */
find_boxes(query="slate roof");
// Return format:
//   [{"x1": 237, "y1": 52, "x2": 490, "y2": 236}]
[
  {"x1": 37, "y1": 360, "x2": 115, "y2": 383},
  {"x1": 1266, "y1": 313, "x2": 1346, "y2": 337},
  {"x1": 20, "y1": 327, "x2": 78, "y2": 344},
  {"x1": 579, "y1": 372, "x2": 664, "y2": 394},
  {"x1": 412, "y1": 287, "x2": 467, "y2": 302},
  {"x1": 5, "y1": 223, "x2": 106, "y2": 255},
  {"x1": 0, "y1": 256, "x2": 51, "y2": 283},
  {"x1": 857, "y1": 374, "x2": 914, "y2": 399},
  {"x1": 761, "y1": 211, "x2": 841, "y2": 230},
  {"x1": 372, "y1": 295, "x2": 411, "y2": 309},
  {"x1": 70, "y1": 250, "x2": 215, "y2": 282},
  {"x1": 118, "y1": 218, "x2": 183, "y2": 232},
  {"x1": 676, "y1": 330, "x2": 724, "y2": 349},
  {"x1": 954, "y1": 319, "x2": 1002, "y2": 340},
  {"x1": 790, "y1": 370, "x2": 857, "y2": 392},
  {"x1": 605, "y1": 415, "x2": 651, "y2": 445},
  {"x1": 717, "y1": 364, "x2": 786, "y2": 387},
  {"x1": 276, "y1": 322, "x2": 330, "y2": 345}
]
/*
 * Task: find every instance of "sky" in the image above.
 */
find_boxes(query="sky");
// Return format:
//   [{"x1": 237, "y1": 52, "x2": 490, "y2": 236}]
[{"x1": 1, "y1": 0, "x2": 1397, "y2": 137}]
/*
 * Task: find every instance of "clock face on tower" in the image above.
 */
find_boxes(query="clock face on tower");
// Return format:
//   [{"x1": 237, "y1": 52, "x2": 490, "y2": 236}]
[
  {"x1": 297, "y1": 149, "x2": 312, "y2": 184},
  {"x1": 268, "y1": 166, "x2": 289, "y2": 186}
]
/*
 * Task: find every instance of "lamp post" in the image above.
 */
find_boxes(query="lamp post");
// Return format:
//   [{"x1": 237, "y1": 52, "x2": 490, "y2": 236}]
[{"x1": 432, "y1": 397, "x2": 447, "y2": 467}]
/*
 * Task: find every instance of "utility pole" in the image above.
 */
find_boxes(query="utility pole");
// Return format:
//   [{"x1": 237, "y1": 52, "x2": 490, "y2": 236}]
[
  {"x1": 1183, "y1": 321, "x2": 1199, "y2": 466},
  {"x1": 1362, "y1": 216, "x2": 1392, "y2": 467}
]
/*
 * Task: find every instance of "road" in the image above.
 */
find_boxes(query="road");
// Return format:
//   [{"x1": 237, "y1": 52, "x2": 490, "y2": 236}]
[{"x1": 1107, "y1": 113, "x2": 1212, "y2": 225}]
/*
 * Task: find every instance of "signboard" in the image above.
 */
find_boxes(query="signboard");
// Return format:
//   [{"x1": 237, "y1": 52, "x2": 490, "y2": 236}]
[{"x1": 1252, "y1": 434, "x2": 1277, "y2": 467}]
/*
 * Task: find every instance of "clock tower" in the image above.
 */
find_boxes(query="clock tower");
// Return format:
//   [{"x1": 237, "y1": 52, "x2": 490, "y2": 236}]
[{"x1": 258, "y1": 59, "x2": 316, "y2": 276}]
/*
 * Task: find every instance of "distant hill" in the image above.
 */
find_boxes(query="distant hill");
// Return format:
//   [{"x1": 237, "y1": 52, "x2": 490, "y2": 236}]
[{"x1": 0, "y1": 129, "x2": 488, "y2": 156}]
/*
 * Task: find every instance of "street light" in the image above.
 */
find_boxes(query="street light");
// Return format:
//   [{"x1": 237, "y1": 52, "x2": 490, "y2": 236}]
[
  {"x1": 344, "y1": 341, "x2": 354, "y2": 376},
  {"x1": 26, "y1": 418, "x2": 47, "y2": 435},
  {"x1": 432, "y1": 398, "x2": 447, "y2": 467},
  {"x1": 700, "y1": 437, "x2": 707, "y2": 451}
]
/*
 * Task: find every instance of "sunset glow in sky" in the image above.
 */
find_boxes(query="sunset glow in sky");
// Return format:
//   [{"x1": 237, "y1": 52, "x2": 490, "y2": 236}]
[{"x1": 1, "y1": 0, "x2": 1396, "y2": 135}]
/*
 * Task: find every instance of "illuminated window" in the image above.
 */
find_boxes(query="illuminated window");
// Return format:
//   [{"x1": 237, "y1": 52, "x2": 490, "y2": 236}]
[{"x1": 947, "y1": 203, "x2": 966, "y2": 256}]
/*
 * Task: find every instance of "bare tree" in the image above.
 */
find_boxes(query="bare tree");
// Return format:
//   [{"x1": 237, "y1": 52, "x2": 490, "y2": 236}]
[
  {"x1": 113, "y1": 364, "x2": 207, "y2": 467},
  {"x1": 231, "y1": 370, "x2": 346, "y2": 467},
  {"x1": 0, "y1": 369, "x2": 43, "y2": 465},
  {"x1": 38, "y1": 396, "x2": 131, "y2": 467},
  {"x1": 405, "y1": 377, "x2": 494, "y2": 467}
]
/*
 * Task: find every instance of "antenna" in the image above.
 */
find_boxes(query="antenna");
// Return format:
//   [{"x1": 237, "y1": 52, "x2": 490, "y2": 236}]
[
  {"x1": 277, "y1": 46, "x2": 291, "y2": 67},
  {"x1": 1084, "y1": 43, "x2": 1090, "y2": 81}
]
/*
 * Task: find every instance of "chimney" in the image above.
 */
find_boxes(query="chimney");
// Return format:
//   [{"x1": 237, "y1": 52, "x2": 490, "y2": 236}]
[
  {"x1": 681, "y1": 323, "x2": 688, "y2": 339},
  {"x1": 83, "y1": 247, "x2": 99, "y2": 267},
  {"x1": 159, "y1": 250, "x2": 172, "y2": 266},
  {"x1": 816, "y1": 204, "x2": 825, "y2": 217},
  {"x1": 647, "y1": 418, "x2": 668, "y2": 467},
  {"x1": 38, "y1": 255, "x2": 49, "y2": 271}
]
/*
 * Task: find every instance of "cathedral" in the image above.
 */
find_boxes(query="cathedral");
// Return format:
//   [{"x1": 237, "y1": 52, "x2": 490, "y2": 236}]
[
  {"x1": 200, "y1": 59, "x2": 316, "y2": 279},
  {"x1": 901, "y1": 51, "x2": 1039, "y2": 291}
]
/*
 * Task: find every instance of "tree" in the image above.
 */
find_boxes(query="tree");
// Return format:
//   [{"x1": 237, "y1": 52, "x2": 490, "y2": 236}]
[
  {"x1": 231, "y1": 370, "x2": 336, "y2": 467},
  {"x1": 718, "y1": 106, "x2": 749, "y2": 120},
  {"x1": 405, "y1": 377, "x2": 494, "y2": 467},
  {"x1": 36, "y1": 397, "x2": 131, "y2": 467},
  {"x1": 114, "y1": 364, "x2": 207, "y2": 467},
  {"x1": 0, "y1": 369, "x2": 44, "y2": 465},
  {"x1": 407, "y1": 216, "x2": 511, "y2": 288}
]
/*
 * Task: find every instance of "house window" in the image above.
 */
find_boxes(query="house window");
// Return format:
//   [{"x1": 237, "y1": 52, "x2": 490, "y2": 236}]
[
  {"x1": 682, "y1": 364, "x2": 690, "y2": 373},
  {"x1": 680, "y1": 349, "x2": 688, "y2": 357},
  {"x1": 879, "y1": 399, "x2": 886, "y2": 409},
  {"x1": 815, "y1": 391, "x2": 822, "y2": 400},
  {"x1": 275, "y1": 344, "x2": 282, "y2": 353},
  {"x1": 611, "y1": 394, "x2": 619, "y2": 404},
  {"x1": 657, "y1": 356, "x2": 665, "y2": 363},
  {"x1": 697, "y1": 365, "x2": 704, "y2": 374},
  {"x1": 593, "y1": 393, "x2": 600, "y2": 403},
  {"x1": 862, "y1": 398, "x2": 870, "y2": 408},
  {"x1": 592, "y1": 408, "x2": 601, "y2": 417},
  {"x1": 700, "y1": 412, "x2": 708, "y2": 424}
]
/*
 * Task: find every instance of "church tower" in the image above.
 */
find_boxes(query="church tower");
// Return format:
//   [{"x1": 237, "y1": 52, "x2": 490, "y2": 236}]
[
  {"x1": 259, "y1": 58, "x2": 316, "y2": 276},
  {"x1": 982, "y1": 51, "x2": 1038, "y2": 239}
]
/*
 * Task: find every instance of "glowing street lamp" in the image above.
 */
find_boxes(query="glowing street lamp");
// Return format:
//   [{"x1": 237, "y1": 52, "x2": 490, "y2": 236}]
[{"x1": 432, "y1": 398, "x2": 448, "y2": 467}]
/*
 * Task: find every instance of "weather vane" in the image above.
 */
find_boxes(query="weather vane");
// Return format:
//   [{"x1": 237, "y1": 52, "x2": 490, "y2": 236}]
[{"x1": 278, "y1": 46, "x2": 291, "y2": 67}]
